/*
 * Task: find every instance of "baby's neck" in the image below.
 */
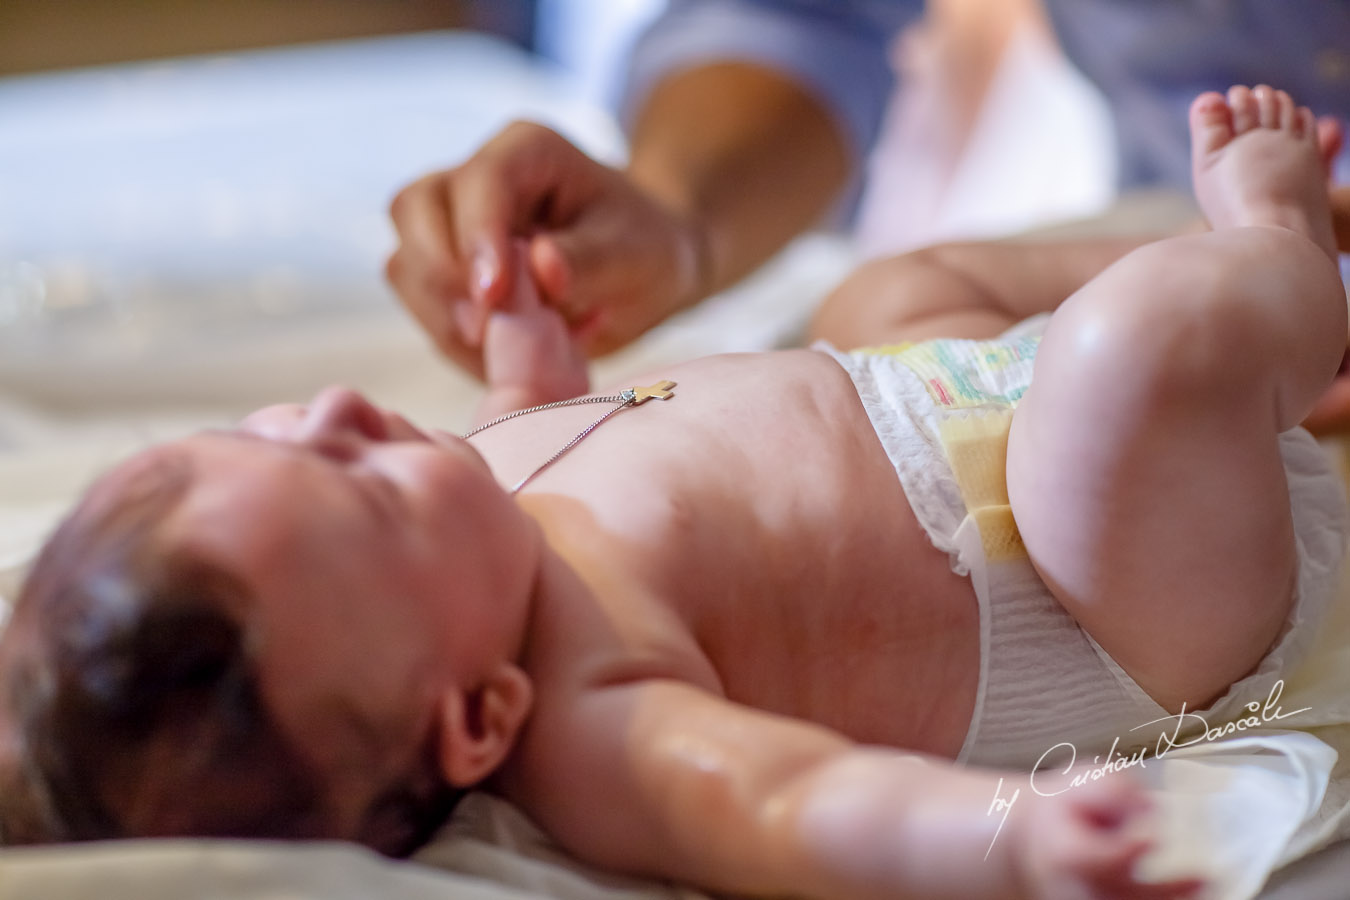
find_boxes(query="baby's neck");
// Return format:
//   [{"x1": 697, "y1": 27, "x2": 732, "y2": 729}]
[{"x1": 511, "y1": 536, "x2": 596, "y2": 667}]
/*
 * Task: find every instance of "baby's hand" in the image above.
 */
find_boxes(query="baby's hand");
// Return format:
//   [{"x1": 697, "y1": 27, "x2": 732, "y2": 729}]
[
  {"x1": 476, "y1": 243, "x2": 590, "y2": 423},
  {"x1": 1011, "y1": 775, "x2": 1202, "y2": 900}
]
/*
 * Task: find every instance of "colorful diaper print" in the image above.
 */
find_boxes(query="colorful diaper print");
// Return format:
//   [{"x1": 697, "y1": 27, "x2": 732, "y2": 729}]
[{"x1": 862, "y1": 337, "x2": 1041, "y2": 562}]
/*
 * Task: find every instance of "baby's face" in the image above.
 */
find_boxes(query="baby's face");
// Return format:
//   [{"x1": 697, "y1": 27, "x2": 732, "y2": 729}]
[{"x1": 120, "y1": 387, "x2": 539, "y2": 831}]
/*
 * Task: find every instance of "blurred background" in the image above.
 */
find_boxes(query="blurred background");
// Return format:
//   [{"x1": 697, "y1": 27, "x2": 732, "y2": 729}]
[
  {"x1": 0, "y1": 0, "x2": 1111, "y2": 522},
  {"x1": 0, "y1": 0, "x2": 1112, "y2": 397},
  {"x1": 0, "y1": 0, "x2": 664, "y2": 101},
  {"x1": 0, "y1": 1, "x2": 674, "y2": 418}
]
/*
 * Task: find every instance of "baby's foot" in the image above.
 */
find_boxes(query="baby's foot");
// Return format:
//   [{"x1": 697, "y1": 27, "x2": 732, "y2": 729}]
[{"x1": 1190, "y1": 85, "x2": 1338, "y2": 260}]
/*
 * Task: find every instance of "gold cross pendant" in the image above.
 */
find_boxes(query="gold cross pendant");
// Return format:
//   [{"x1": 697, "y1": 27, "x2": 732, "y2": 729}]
[{"x1": 626, "y1": 380, "x2": 676, "y2": 405}]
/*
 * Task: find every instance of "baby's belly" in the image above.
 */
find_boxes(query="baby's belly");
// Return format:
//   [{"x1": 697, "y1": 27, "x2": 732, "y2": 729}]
[
  {"x1": 519, "y1": 348, "x2": 984, "y2": 757},
  {"x1": 695, "y1": 515, "x2": 983, "y2": 760},
  {"x1": 652, "y1": 351, "x2": 983, "y2": 758}
]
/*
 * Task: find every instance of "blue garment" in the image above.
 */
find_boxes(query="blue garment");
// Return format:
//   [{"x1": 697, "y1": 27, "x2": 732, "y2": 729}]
[{"x1": 622, "y1": 0, "x2": 1350, "y2": 192}]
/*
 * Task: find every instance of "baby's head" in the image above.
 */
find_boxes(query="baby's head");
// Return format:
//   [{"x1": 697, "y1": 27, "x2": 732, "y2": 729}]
[{"x1": 0, "y1": 388, "x2": 539, "y2": 854}]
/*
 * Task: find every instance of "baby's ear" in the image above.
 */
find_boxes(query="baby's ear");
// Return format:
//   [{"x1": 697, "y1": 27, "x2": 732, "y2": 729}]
[{"x1": 434, "y1": 663, "x2": 533, "y2": 788}]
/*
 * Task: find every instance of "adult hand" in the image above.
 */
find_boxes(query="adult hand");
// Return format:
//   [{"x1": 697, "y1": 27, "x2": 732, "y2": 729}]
[
  {"x1": 385, "y1": 121, "x2": 707, "y2": 378},
  {"x1": 1303, "y1": 350, "x2": 1350, "y2": 436},
  {"x1": 1304, "y1": 182, "x2": 1350, "y2": 434},
  {"x1": 1334, "y1": 183, "x2": 1350, "y2": 254}
]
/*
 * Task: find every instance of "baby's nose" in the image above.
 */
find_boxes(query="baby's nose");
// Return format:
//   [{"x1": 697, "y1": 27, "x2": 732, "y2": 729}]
[{"x1": 297, "y1": 386, "x2": 389, "y2": 444}]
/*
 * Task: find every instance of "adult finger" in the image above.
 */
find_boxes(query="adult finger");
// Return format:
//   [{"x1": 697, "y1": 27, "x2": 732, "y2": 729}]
[
  {"x1": 1332, "y1": 182, "x2": 1350, "y2": 253},
  {"x1": 528, "y1": 229, "x2": 655, "y2": 357},
  {"x1": 448, "y1": 122, "x2": 592, "y2": 315},
  {"x1": 389, "y1": 171, "x2": 498, "y2": 346},
  {"x1": 384, "y1": 246, "x2": 486, "y2": 380},
  {"x1": 1302, "y1": 359, "x2": 1350, "y2": 436},
  {"x1": 389, "y1": 172, "x2": 460, "y2": 272}
]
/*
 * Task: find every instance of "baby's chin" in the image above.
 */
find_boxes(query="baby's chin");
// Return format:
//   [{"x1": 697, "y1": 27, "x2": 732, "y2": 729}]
[{"x1": 427, "y1": 428, "x2": 495, "y2": 476}]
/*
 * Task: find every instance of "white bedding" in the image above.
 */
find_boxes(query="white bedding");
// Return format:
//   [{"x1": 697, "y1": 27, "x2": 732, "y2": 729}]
[{"x1": 4, "y1": 29, "x2": 1350, "y2": 900}]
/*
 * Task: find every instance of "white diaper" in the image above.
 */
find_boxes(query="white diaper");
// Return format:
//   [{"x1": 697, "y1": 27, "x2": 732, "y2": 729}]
[{"x1": 819, "y1": 326, "x2": 1348, "y2": 771}]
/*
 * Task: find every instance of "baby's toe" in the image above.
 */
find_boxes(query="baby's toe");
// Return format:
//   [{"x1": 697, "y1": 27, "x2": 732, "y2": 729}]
[
  {"x1": 1189, "y1": 92, "x2": 1235, "y2": 156},
  {"x1": 1254, "y1": 84, "x2": 1281, "y2": 129},
  {"x1": 1228, "y1": 85, "x2": 1259, "y2": 133},
  {"x1": 1296, "y1": 105, "x2": 1315, "y2": 140},
  {"x1": 1274, "y1": 90, "x2": 1297, "y2": 130}
]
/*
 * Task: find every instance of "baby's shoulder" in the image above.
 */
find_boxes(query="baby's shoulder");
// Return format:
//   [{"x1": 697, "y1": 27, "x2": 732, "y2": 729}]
[{"x1": 495, "y1": 651, "x2": 721, "y2": 807}]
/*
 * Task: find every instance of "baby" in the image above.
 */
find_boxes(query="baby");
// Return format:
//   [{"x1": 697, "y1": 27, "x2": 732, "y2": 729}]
[{"x1": 1, "y1": 86, "x2": 1346, "y2": 900}]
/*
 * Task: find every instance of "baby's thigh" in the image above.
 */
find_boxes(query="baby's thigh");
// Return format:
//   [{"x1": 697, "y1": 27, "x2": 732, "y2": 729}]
[{"x1": 1005, "y1": 277, "x2": 1297, "y2": 713}]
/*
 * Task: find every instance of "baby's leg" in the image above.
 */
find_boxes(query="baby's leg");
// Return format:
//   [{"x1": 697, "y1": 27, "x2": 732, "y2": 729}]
[
  {"x1": 1006, "y1": 87, "x2": 1346, "y2": 712},
  {"x1": 810, "y1": 237, "x2": 1154, "y2": 345}
]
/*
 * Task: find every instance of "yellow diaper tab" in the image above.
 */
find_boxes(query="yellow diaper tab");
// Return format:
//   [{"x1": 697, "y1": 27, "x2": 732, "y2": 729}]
[{"x1": 862, "y1": 337, "x2": 1040, "y2": 562}]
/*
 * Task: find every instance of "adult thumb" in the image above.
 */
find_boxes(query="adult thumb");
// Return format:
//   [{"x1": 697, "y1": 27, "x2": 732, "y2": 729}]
[{"x1": 527, "y1": 231, "x2": 588, "y2": 323}]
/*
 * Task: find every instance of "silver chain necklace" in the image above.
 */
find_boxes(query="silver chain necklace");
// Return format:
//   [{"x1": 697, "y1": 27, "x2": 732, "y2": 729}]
[{"x1": 461, "y1": 380, "x2": 676, "y2": 493}]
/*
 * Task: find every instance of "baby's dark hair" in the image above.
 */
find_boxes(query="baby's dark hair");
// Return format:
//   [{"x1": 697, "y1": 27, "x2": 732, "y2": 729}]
[{"x1": 0, "y1": 453, "x2": 463, "y2": 854}]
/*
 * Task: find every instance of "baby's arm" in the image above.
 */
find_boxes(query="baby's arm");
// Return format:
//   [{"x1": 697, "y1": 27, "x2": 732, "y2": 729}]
[
  {"x1": 475, "y1": 243, "x2": 589, "y2": 424},
  {"x1": 506, "y1": 679, "x2": 1195, "y2": 900}
]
